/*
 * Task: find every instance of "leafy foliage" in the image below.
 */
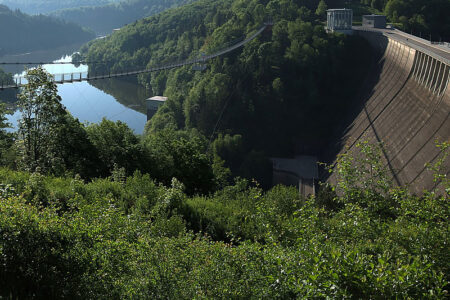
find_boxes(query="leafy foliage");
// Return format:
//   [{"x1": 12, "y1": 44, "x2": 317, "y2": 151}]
[
  {"x1": 17, "y1": 67, "x2": 69, "y2": 173},
  {"x1": 354, "y1": 0, "x2": 450, "y2": 37},
  {"x1": 316, "y1": 0, "x2": 328, "y2": 17},
  {"x1": 0, "y1": 141, "x2": 447, "y2": 298},
  {"x1": 85, "y1": 118, "x2": 145, "y2": 177},
  {"x1": 15, "y1": 67, "x2": 98, "y2": 178},
  {"x1": 142, "y1": 128, "x2": 217, "y2": 195},
  {"x1": 0, "y1": 68, "x2": 17, "y2": 102},
  {"x1": 0, "y1": 103, "x2": 13, "y2": 165},
  {"x1": 11, "y1": 68, "x2": 217, "y2": 193},
  {"x1": 384, "y1": 0, "x2": 450, "y2": 37}
]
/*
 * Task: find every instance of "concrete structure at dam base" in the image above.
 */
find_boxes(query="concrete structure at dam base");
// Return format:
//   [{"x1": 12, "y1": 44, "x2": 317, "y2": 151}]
[
  {"x1": 272, "y1": 156, "x2": 319, "y2": 197},
  {"x1": 146, "y1": 96, "x2": 167, "y2": 121},
  {"x1": 326, "y1": 26, "x2": 449, "y2": 195}
]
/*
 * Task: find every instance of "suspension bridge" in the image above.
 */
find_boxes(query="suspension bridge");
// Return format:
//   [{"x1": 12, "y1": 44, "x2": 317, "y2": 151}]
[{"x1": 0, "y1": 23, "x2": 272, "y2": 90}]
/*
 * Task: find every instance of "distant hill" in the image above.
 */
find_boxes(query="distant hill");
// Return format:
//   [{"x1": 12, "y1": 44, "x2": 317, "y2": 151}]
[
  {"x1": 0, "y1": 4, "x2": 95, "y2": 55},
  {"x1": 0, "y1": 0, "x2": 119, "y2": 14},
  {"x1": 51, "y1": 0, "x2": 195, "y2": 35}
]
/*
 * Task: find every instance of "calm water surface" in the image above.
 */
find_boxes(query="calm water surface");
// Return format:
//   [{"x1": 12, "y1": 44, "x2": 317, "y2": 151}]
[{"x1": 0, "y1": 48, "x2": 148, "y2": 134}]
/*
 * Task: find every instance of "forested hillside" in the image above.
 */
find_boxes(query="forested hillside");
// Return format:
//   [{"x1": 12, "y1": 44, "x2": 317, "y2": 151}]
[
  {"x1": 383, "y1": 0, "x2": 449, "y2": 38},
  {"x1": 0, "y1": 0, "x2": 118, "y2": 14},
  {"x1": 83, "y1": 0, "x2": 373, "y2": 185},
  {"x1": 52, "y1": 0, "x2": 195, "y2": 35},
  {"x1": 0, "y1": 4, "x2": 94, "y2": 55}
]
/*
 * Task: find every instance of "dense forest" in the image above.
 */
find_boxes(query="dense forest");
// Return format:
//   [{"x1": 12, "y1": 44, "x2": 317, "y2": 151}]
[
  {"x1": 0, "y1": 4, "x2": 94, "y2": 56},
  {"x1": 0, "y1": 66, "x2": 448, "y2": 298},
  {"x1": 52, "y1": 0, "x2": 195, "y2": 35},
  {"x1": 0, "y1": 0, "x2": 118, "y2": 14},
  {"x1": 352, "y1": 0, "x2": 450, "y2": 38},
  {"x1": 82, "y1": 0, "x2": 450, "y2": 184},
  {"x1": 83, "y1": 0, "x2": 373, "y2": 185},
  {"x1": 383, "y1": 0, "x2": 450, "y2": 38}
]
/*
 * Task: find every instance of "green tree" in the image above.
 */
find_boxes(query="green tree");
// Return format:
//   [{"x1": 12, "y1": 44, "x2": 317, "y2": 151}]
[
  {"x1": 0, "y1": 68, "x2": 17, "y2": 102},
  {"x1": 315, "y1": 0, "x2": 327, "y2": 17},
  {"x1": 212, "y1": 134, "x2": 245, "y2": 172},
  {"x1": 50, "y1": 114, "x2": 100, "y2": 178},
  {"x1": 16, "y1": 67, "x2": 68, "y2": 173},
  {"x1": 184, "y1": 73, "x2": 232, "y2": 135},
  {"x1": 0, "y1": 103, "x2": 14, "y2": 166},
  {"x1": 384, "y1": 0, "x2": 449, "y2": 36},
  {"x1": 143, "y1": 128, "x2": 216, "y2": 195},
  {"x1": 86, "y1": 118, "x2": 146, "y2": 177}
]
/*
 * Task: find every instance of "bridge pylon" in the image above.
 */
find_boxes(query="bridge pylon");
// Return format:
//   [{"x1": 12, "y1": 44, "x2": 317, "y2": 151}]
[{"x1": 264, "y1": 17, "x2": 274, "y2": 27}]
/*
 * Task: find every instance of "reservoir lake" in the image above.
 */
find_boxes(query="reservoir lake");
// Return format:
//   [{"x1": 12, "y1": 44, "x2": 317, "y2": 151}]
[{"x1": 0, "y1": 45, "x2": 150, "y2": 134}]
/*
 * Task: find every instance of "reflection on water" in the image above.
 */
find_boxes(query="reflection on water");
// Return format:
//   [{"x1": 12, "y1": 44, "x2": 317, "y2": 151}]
[
  {"x1": 0, "y1": 46, "x2": 149, "y2": 134},
  {"x1": 89, "y1": 77, "x2": 150, "y2": 115},
  {"x1": 13, "y1": 55, "x2": 88, "y2": 77},
  {"x1": 0, "y1": 43, "x2": 84, "y2": 74}
]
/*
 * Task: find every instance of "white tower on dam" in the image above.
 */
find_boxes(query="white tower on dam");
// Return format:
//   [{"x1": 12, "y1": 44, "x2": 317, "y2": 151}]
[{"x1": 326, "y1": 9, "x2": 353, "y2": 34}]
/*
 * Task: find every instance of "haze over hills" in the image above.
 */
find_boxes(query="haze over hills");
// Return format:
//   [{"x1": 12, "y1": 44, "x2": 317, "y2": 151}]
[
  {"x1": 0, "y1": 4, "x2": 94, "y2": 55},
  {"x1": 51, "y1": 0, "x2": 195, "y2": 35},
  {"x1": 0, "y1": 0, "x2": 119, "y2": 14}
]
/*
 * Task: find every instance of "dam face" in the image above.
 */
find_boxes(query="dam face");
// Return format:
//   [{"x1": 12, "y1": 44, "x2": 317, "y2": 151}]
[{"x1": 328, "y1": 29, "x2": 450, "y2": 194}]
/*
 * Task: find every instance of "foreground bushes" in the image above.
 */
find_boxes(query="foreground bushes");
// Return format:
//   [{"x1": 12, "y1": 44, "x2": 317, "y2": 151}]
[{"x1": 0, "y1": 142, "x2": 448, "y2": 298}]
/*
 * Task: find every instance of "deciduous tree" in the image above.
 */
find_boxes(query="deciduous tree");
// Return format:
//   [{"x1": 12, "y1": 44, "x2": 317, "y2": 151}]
[
  {"x1": 315, "y1": 0, "x2": 327, "y2": 17},
  {"x1": 17, "y1": 67, "x2": 67, "y2": 173}
]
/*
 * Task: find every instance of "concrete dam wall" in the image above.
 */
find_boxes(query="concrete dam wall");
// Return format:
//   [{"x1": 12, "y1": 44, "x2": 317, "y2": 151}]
[{"x1": 328, "y1": 29, "x2": 450, "y2": 194}]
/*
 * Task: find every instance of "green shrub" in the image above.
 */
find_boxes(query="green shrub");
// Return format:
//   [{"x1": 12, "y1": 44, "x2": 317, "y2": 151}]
[{"x1": 0, "y1": 141, "x2": 447, "y2": 298}]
